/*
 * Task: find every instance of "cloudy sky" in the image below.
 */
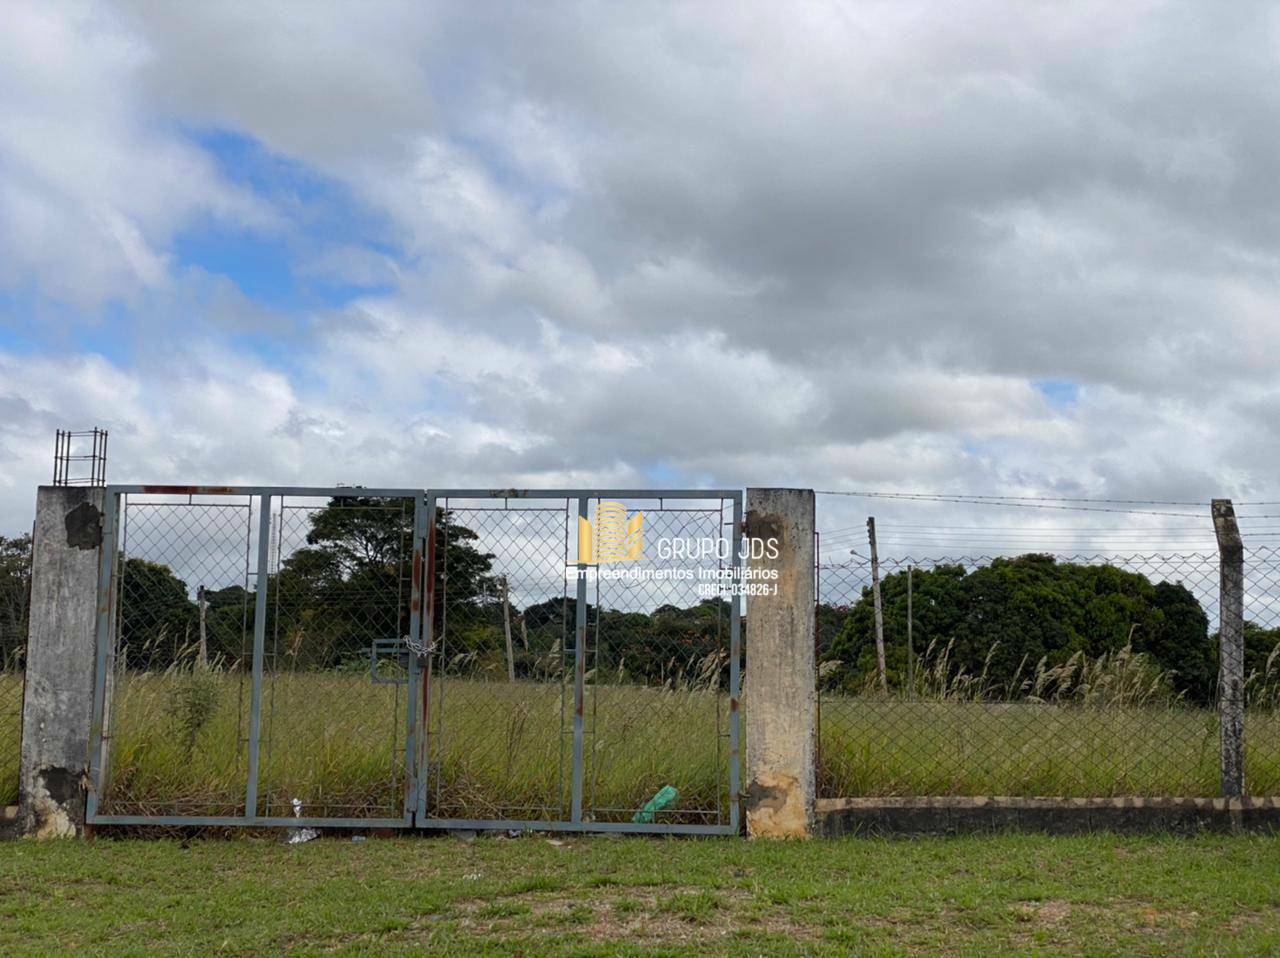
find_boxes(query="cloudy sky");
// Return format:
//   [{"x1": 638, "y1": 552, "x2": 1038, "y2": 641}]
[{"x1": 1, "y1": 0, "x2": 1278, "y2": 554}]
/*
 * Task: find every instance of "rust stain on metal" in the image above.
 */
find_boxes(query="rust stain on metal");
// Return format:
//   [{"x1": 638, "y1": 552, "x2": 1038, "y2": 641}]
[
  {"x1": 139, "y1": 484, "x2": 238, "y2": 495},
  {"x1": 575, "y1": 651, "x2": 585, "y2": 716},
  {"x1": 410, "y1": 548, "x2": 423, "y2": 613}
]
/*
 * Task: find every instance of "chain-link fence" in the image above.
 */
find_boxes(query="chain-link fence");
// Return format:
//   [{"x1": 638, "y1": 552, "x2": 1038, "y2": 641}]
[
  {"x1": 586, "y1": 500, "x2": 736, "y2": 826},
  {"x1": 817, "y1": 551, "x2": 1229, "y2": 798},
  {"x1": 85, "y1": 487, "x2": 739, "y2": 832},
  {"x1": 260, "y1": 495, "x2": 417, "y2": 821},
  {"x1": 1, "y1": 624, "x2": 24, "y2": 808},
  {"x1": 95, "y1": 493, "x2": 257, "y2": 818},
  {"x1": 424, "y1": 493, "x2": 740, "y2": 830},
  {"x1": 1244, "y1": 546, "x2": 1280, "y2": 790},
  {"x1": 423, "y1": 497, "x2": 574, "y2": 822},
  {"x1": 0, "y1": 532, "x2": 30, "y2": 807},
  {"x1": 92, "y1": 490, "x2": 421, "y2": 823}
]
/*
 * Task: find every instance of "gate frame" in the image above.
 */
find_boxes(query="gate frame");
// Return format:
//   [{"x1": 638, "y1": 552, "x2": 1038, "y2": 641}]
[
  {"x1": 84, "y1": 485, "x2": 741, "y2": 835},
  {"x1": 85, "y1": 485, "x2": 427, "y2": 829},
  {"x1": 416, "y1": 489, "x2": 742, "y2": 836}
]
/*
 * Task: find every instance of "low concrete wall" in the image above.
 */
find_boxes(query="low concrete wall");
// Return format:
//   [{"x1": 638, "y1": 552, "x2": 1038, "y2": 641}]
[{"x1": 817, "y1": 796, "x2": 1280, "y2": 836}]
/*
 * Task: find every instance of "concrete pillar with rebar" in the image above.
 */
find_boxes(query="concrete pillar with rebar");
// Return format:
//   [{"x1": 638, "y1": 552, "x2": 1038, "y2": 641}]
[
  {"x1": 744, "y1": 488, "x2": 816, "y2": 838},
  {"x1": 19, "y1": 486, "x2": 104, "y2": 837}
]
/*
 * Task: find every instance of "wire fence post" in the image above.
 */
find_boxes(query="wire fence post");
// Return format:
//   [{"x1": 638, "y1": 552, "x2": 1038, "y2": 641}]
[
  {"x1": 906, "y1": 564, "x2": 914, "y2": 697},
  {"x1": 867, "y1": 517, "x2": 888, "y2": 693},
  {"x1": 1212, "y1": 498, "x2": 1245, "y2": 798},
  {"x1": 499, "y1": 575, "x2": 515, "y2": 683}
]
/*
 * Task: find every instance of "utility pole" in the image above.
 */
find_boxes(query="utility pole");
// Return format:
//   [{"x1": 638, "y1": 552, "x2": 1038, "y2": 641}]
[
  {"x1": 197, "y1": 584, "x2": 208, "y2": 669},
  {"x1": 867, "y1": 517, "x2": 888, "y2": 693},
  {"x1": 906, "y1": 565, "x2": 914, "y2": 697},
  {"x1": 500, "y1": 575, "x2": 515, "y2": 682}
]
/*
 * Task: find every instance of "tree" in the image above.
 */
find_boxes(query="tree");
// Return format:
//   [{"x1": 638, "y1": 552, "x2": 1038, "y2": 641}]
[
  {"x1": 825, "y1": 555, "x2": 1215, "y2": 702},
  {"x1": 116, "y1": 558, "x2": 199, "y2": 668},
  {"x1": 0, "y1": 533, "x2": 32, "y2": 668},
  {"x1": 270, "y1": 497, "x2": 496, "y2": 670}
]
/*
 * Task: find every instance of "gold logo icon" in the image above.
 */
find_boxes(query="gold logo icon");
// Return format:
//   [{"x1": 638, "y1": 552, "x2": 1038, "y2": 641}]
[{"x1": 578, "y1": 501, "x2": 644, "y2": 564}]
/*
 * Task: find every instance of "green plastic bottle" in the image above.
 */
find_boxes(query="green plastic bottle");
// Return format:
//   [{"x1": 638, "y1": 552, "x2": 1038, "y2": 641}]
[{"x1": 632, "y1": 785, "x2": 679, "y2": 823}]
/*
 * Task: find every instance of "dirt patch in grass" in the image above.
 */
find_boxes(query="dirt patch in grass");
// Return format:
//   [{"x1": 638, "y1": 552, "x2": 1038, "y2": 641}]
[{"x1": 441, "y1": 884, "x2": 815, "y2": 946}]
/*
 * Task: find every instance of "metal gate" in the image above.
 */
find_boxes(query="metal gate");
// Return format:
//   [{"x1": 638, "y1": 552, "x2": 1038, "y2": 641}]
[
  {"x1": 86, "y1": 486, "x2": 740, "y2": 834},
  {"x1": 417, "y1": 490, "x2": 741, "y2": 835},
  {"x1": 87, "y1": 486, "x2": 425, "y2": 828}
]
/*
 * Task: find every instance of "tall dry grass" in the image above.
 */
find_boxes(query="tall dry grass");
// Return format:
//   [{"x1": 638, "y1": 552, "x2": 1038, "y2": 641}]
[
  {"x1": 1, "y1": 671, "x2": 21, "y2": 805},
  {"x1": 818, "y1": 641, "x2": 1280, "y2": 797},
  {"x1": 13, "y1": 640, "x2": 1280, "y2": 812},
  {"x1": 94, "y1": 661, "x2": 733, "y2": 824}
]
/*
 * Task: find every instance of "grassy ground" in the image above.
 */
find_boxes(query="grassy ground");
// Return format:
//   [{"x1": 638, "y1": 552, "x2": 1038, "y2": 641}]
[
  {"x1": 89, "y1": 672, "x2": 732, "y2": 822},
  {"x1": 9, "y1": 668, "x2": 1280, "y2": 810},
  {"x1": 1, "y1": 672, "x2": 21, "y2": 805},
  {"x1": 4, "y1": 833, "x2": 1280, "y2": 955},
  {"x1": 86, "y1": 671, "x2": 1280, "y2": 810},
  {"x1": 818, "y1": 698, "x2": 1243, "y2": 797}
]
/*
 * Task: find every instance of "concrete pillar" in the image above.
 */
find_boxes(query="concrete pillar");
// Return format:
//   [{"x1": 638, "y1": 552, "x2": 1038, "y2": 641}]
[
  {"x1": 744, "y1": 488, "x2": 816, "y2": 838},
  {"x1": 19, "y1": 486, "x2": 104, "y2": 838},
  {"x1": 1213, "y1": 498, "x2": 1245, "y2": 797}
]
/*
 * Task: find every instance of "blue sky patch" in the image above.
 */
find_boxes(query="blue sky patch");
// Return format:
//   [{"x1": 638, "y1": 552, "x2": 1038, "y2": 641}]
[{"x1": 1034, "y1": 378, "x2": 1080, "y2": 409}]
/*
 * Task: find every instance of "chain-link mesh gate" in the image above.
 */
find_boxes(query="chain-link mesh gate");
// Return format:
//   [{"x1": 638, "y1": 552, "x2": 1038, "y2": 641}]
[
  {"x1": 1244, "y1": 546, "x2": 1280, "y2": 791},
  {"x1": 87, "y1": 487, "x2": 425, "y2": 827},
  {"x1": 0, "y1": 532, "x2": 29, "y2": 806},
  {"x1": 86, "y1": 486, "x2": 740, "y2": 833},
  {"x1": 259, "y1": 494, "x2": 421, "y2": 823},
  {"x1": 419, "y1": 490, "x2": 741, "y2": 834},
  {"x1": 418, "y1": 495, "x2": 574, "y2": 823},
  {"x1": 816, "y1": 551, "x2": 1224, "y2": 798}
]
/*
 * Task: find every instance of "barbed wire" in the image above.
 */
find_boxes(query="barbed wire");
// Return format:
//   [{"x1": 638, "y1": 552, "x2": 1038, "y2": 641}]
[{"x1": 814, "y1": 490, "x2": 1206, "y2": 518}]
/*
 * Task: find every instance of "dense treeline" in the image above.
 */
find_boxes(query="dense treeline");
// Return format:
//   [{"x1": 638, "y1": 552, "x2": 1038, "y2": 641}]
[
  {"x1": 103, "y1": 499, "x2": 731, "y2": 685},
  {"x1": 820, "y1": 554, "x2": 1280, "y2": 705},
  {"x1": 6, "y1": 513, "x2": 1280, "y2": 701},
  {"x1": 0, "y1": 533, "x2": 31, "y2": 668}
]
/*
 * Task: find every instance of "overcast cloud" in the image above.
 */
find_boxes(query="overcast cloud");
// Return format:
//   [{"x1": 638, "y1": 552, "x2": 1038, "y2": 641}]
[{"x1": 1, "y1": 0, "x2": 1277, "y2": 553}]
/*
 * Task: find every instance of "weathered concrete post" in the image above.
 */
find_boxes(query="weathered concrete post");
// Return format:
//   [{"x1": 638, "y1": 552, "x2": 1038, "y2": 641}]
[
  {"x1": 744, "y1": 488, "x2": 816, "y2": 838},
  {"x1": 19, "y1": 486, "x2": 104, "y2": 838},
  {"x1": 1213, "y1": 498, "x2": 1245, "y2": 798}
]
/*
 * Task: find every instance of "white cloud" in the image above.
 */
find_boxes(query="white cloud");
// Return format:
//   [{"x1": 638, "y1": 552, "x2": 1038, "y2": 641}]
[
  {"x1": 0, "y1": 0, "x2": 275, "y2": 307},
  {"x1": 1, "y1": 0, "x2": 1279, "y2": 562}
]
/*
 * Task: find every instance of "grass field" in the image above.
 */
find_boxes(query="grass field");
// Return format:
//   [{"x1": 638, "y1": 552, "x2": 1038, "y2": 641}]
[
  {"x1": 817, "y1": 698, "x2": 1280, "y2": 797},
  {"x1": 9, "y1": 669, "x2": 1280, "y2": 811},
  {"x1": 4, "y1": 833, "x2": 1280, "y2": 955},
  {"x1": 87, "y1": 671, "x2": 732, "y2": 823},
  {"x1": 1, "y1": 672, "x2": 21, "y2": 805}
]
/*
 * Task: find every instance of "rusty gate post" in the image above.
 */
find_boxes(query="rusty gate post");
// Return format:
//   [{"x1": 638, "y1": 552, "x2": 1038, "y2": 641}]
[
  {"x1": 19, "y1": 486, "x2": 105, "y2": 838},
  {"x1": 744, "y1": 488, "x2": 816, "y2": 838}
]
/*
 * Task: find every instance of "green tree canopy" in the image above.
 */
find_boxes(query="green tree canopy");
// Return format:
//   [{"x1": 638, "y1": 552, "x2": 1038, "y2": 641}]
[
  {"x1": 824, "y1": 554, "x2": 1215, "y2": 702},
  {"x1": 0, "y1": 533, "x2": 32, "y2": 667}
]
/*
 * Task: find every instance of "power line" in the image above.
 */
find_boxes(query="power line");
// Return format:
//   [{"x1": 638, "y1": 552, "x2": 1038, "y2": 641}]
[
  {"x1": 816, "y1": 490, "x2": 1208, "y2": 506},
  {"x1": 820, "y1": 520, "x2": 1220, "y2": 534},
  {"x1": 815, "y1": 527, "x2": 1215, "y2": 542},
  {"x1": 815, "y1": 491, "x2": 1204, "y2": 517}
]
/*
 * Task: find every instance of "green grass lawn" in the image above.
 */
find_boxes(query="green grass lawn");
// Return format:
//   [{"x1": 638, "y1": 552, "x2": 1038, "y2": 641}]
[{"x1": 4, "y1": 833, "x2": 1280, "y2": 955}]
